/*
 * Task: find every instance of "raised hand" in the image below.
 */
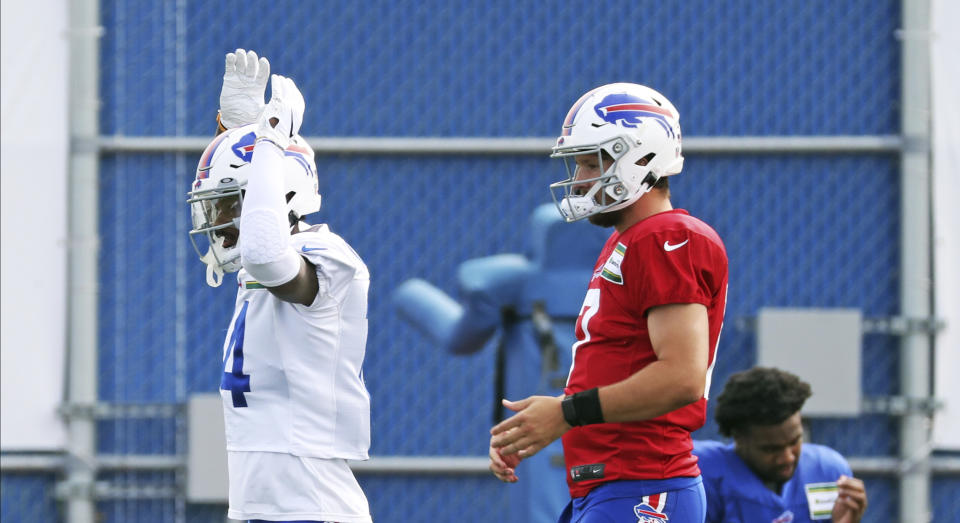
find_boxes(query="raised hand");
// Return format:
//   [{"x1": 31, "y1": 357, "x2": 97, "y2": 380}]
[
  {"x1": 219, "y1": 48, "x2": 270, "y2": 129},
  {"x1": 256, "y1": 74, "x2": 305, "y2": 150}
]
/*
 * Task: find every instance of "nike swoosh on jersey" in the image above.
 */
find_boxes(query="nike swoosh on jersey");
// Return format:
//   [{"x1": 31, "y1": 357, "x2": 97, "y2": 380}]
[
  {"x1": 301, "y1": 245, "x2": 327, "y2": 253},
  {"x1": 663, "y1": 239, "x2": 689, "y2": 251}
]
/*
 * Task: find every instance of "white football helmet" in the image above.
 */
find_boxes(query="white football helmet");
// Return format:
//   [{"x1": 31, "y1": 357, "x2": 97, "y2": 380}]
[
  {"x1": 187, "y1": 124, "x2": 322, "y2": 287},
  {"x1": 549, "y1": 82, "x2": 683, "y2": 222}
]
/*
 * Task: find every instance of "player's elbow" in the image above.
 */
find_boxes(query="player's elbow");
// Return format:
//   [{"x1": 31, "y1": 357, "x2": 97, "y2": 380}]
[
  {"x1": 670, "y1": 365, "x2": 707, "y2": 406},
  {"x1": 673, "y1": 378, "x2": 705, "y2": 406}
]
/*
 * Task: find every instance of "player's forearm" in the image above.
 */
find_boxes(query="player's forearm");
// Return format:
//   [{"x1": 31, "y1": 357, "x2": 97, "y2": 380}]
[
  {"x1": 592, "y1": 302, "x2": 710, "y2": 423},
  {"x1": 239, "y1": 141, "x2": 301, "y2": 286},
  {"x1": 598, "y1": 359, "x2": 706, "y2": 423}
]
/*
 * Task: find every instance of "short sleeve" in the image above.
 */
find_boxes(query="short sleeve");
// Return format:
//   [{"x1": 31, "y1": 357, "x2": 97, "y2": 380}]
[
  {"x1": 625, "y1": 231, "x2": 715, "y2": 315},
  {"x1": 810, "y1": 444, "x2": 854, "y2": 479},
  {"x1": 290, "y1": 230, "x2": 368, "y2": 308}
]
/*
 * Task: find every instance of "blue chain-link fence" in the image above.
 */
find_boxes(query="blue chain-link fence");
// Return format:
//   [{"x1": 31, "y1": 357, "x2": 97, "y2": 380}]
[{"x1": 4, "y1": 0, "x2": 957, "y2": 522}]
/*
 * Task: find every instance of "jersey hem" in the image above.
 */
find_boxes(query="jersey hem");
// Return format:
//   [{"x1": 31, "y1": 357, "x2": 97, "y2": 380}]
[
  {"x1": 225, "y1": 446, "x2": 370, "y2": 460},
  {"x1": 227, "y1": 509, "x2": 372, "y2": 523},
  {"x1": 568, "y1": 473, "x2": 702, "y2": 499},
  {"x1": 640, "y1": 295, "x2": 712, "y2": 316}
]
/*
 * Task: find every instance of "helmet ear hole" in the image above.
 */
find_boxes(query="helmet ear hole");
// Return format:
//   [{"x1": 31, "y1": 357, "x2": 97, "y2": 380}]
[{"x1": 635, "y1": 152, "x2": 656, "y2": 167}]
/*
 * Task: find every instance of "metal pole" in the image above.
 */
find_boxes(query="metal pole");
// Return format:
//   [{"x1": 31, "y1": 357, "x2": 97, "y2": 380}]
[
  {"x1": 899, "y1": 0, "x2": 933, "y2": 521},
  {"x1": 66, "y1": 1, "x2": 101, "y2": 522},
  {"x1": 172, "y1": 2, "x2": 188, "y2": 522},
  {"x1": 90, "y1": 134, "x2": 904, "y2": 155},
  {"x1": 8, "y1": 451, "x2": 960, "y2": 476}
]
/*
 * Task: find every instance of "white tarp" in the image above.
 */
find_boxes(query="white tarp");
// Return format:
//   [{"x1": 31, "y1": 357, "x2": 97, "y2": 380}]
[
  {"x1": 931, "y1": 0, "x2": 960, "y2": 450},
  {"x1": 0, "y1": 0, "x2": 69, "y2": 450}
]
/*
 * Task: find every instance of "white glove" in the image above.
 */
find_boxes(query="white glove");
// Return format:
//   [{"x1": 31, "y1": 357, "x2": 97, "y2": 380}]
[
  {"x1": 256, "y1": 74, "x2": 304, "y2": 150},
  {"x1": 219, "y1": 48, "x2": 270, "y2": 129}
]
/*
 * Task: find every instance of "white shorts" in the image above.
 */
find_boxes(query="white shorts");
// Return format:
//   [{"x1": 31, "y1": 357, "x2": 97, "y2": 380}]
[{"x1": 227, "y1": 451, "x2": 372, "y2": 522}]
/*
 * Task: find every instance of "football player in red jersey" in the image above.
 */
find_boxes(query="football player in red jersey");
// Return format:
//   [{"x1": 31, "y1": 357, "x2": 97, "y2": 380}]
[{"x1": 490, "y1": 83, "x2": 728, "y2": 523}]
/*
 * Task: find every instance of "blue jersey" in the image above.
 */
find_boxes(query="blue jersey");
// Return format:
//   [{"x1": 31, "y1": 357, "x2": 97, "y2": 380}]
[{"x1": 693, "y1": 440, "x2": 852, "y2": 523}]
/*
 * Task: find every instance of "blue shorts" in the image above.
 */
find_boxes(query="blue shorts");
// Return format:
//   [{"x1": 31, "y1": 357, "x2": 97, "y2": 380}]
[{"x1": 557, "y1": 476, "x2": 706, "y2": 523}]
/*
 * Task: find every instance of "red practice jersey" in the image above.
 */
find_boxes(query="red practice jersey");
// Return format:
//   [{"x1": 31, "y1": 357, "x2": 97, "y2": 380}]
[{"x1": 562, "y1": 209, "x2": 728, "y2": 498}]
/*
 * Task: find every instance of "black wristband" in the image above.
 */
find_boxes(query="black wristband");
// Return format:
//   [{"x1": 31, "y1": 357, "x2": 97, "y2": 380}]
[
  {"x1": 561, "y1": 394, "x2": 580, "y2": 427},
  {"x1": 562, "y1": 388, "x2": 605, "y2": 427},
  {"x1": 573, "y1": 388, "x2": 605, "y2": 425}
]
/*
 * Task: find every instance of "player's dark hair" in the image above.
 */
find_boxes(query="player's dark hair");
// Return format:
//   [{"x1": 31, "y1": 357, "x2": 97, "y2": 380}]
[{"x1": 714, "y1": 367, "x2": 812, "y2": 437}]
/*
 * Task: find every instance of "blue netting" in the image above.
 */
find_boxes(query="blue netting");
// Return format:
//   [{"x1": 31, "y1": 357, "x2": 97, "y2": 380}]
[
  {"x1": 0, "y1": 474, "x2": 61, "y2": 523},
  {"x1": 97, "y1": 499, "x2": 177, "y2": 523},
  {"x1": 861, "y1": 477, "x2": 898, "y2": 523},
  {"x1": 99, "y1": 0, "x2": 900, "y2": 138},
  {"x1": 99, "y1": 154, "x2": 188, "y2": 405},
  {"x1": 359, "y1": 475, "x2": 511, "y2": 523},
  {"x1": 931, "y1": 475, "x2": 960, "y2": 522}
]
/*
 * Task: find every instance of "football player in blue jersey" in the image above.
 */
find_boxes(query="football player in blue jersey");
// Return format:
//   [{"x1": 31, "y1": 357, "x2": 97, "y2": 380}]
[{"x1": 693, "y1": 367, "x2": 868, "y2": 523}]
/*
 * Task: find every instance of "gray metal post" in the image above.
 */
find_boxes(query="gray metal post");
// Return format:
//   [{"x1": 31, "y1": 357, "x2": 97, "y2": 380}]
[
  {"x1": 66, "y1": 1, "x2": 101, "y2": 522},
  {"x1": 899, "y1": 0, "x2": 933, "y2": 521}
]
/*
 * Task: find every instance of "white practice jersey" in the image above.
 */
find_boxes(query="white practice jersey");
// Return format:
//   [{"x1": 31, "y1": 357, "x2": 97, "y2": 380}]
[{"x1": 219, "y1": 223, "x2": 371, "y2": 460}]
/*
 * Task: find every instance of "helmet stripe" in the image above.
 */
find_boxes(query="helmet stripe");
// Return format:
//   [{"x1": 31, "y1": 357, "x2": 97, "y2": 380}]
[
  {"x1": 285, "y1": 151, "x2": 314, "y2": 177},
  {"x1": 561, "y1": 86, "x2": 605, "y2": 136},
  {"x1": 197, "y1": 132, "x2": 232, "y2": 177},
  {"x1": 285, "y1": 143, "x2": 312, "y2": 155},
  {"x1": 602, "y1": 103, "x2": 674, "y2": 118}
]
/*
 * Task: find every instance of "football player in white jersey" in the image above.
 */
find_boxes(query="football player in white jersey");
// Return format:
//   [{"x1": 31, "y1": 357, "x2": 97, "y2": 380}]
[{"x1": 187, "y1": 49, "x2": 372, "y2": 523}]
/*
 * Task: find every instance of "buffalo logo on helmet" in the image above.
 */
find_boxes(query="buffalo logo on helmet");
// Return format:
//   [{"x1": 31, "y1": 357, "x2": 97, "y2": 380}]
[
  {"x1": 594, "y1": 93, "x2": 677, "y2": 138},
  {"x1": 230, "y1": 131, "x2": 257, "y2": 163},
  {"x1": 633, "y1": 502, "x2": 669, "y2": 523}
]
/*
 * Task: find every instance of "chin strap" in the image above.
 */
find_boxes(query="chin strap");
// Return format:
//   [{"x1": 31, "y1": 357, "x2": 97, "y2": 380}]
[
  {"x1": 206, "y1": 264, "x2": 225, "y2": 287},
  {"x1": 200, "y1": 248, "x2": 225, "y2": 287}
]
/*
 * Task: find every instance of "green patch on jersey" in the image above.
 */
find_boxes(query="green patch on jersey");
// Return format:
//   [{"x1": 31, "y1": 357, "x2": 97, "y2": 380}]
[{"x1": 600, "y1": 242, "x2": 626, "y2": 285}]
